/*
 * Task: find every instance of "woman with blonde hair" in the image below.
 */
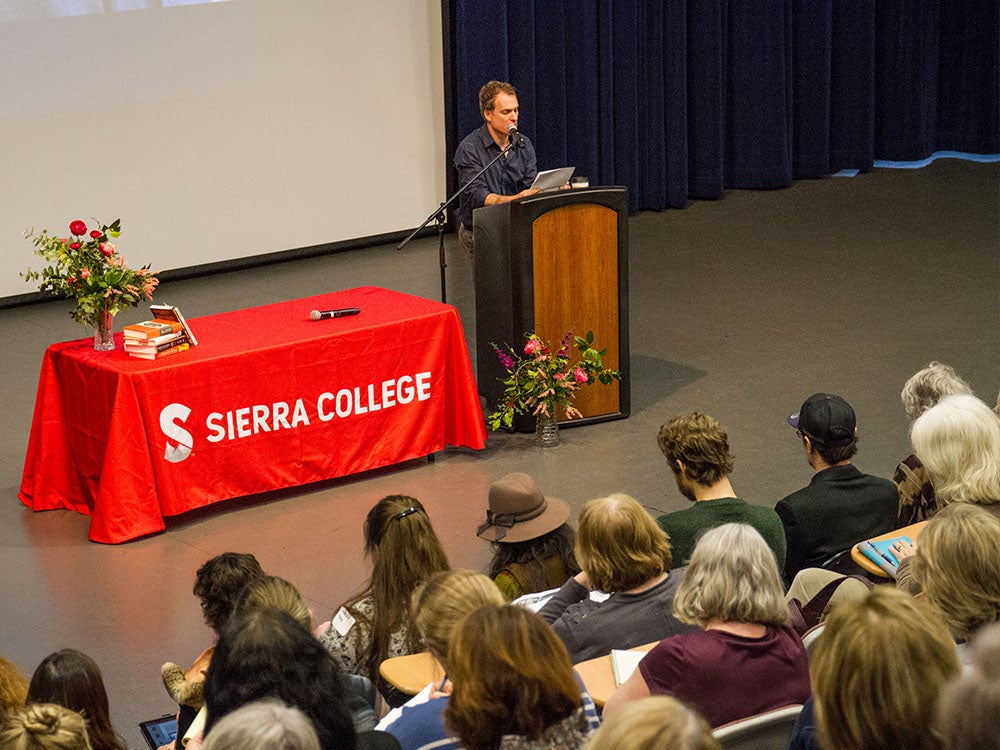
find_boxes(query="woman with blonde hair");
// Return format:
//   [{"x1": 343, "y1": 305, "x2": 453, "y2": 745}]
[
  {"x1": 894, "y1": 362, "x2": 973, "y2": 524},
  {"x1": 587, "y1": 696, "x2": 719, "y2": 750},
  {"x1": 444, "y1": 605, "x2": 593, "y2": 750},
  {"x1": 908, "y1": 503, "x2": 1000, "y2": 645},
  {"x1": 382, "y1": 570, "x2": 505, "y2": 748},
  {"x1": 604, "y1": 524, "x2": 809, "y2": 727},
  {"x1": 0, "y1": 703, "x2": 91, "y2": 750},
  {"x1": 538, "y1": 494, "x2": 696, "y2": 662},
  {"x1": 0, "y1": 656, "x2": 29, "y2": 721},
  {"x1": 318, "y1": 496, "x2": 449, "y2": 706},
  {"x1": 790, "y1": 586, "x2": 961, "y2": 750}
]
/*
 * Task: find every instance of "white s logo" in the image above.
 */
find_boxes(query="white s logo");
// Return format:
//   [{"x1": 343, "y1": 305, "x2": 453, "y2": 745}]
[{"x1": 160, "y1": 403, "x2": 194, "y2": 463}]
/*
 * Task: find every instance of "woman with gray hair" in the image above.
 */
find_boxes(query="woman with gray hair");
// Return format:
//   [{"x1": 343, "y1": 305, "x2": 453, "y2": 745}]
[
  {"x1": 909, "y1": 394, "x2": 1000, "y2": 512},
  {"x1": 603, "y1": 523, "x2": 809, "y2": 727},
  {"x1": 894, "y1": 362, "x2": 973, "y2": 525},
  {"x1": 201, "y1": 700, "x2": 319, "y2": 750}
]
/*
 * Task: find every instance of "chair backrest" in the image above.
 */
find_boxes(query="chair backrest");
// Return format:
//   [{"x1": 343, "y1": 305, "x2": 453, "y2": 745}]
[
  {"x1": 801, "y1": 622, "x2": 825, "y2": 655},
  {"x1": 713, "y1": 704, "x2": 803, "y2": 750}
]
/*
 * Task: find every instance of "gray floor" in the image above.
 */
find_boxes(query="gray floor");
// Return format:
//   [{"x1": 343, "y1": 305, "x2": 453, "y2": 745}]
[{"x1": 1, "y1": 159, "x2": 997, "y2": 748}]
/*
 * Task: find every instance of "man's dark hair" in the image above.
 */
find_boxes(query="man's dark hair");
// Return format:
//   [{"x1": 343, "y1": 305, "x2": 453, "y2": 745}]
[
  {"x1": 204, "y1": 608, "x2": 356, "y2": 750},
  {"x1": 804, "y1": 432, "x2": 858, "y2": 465},
  {"x1": 193, "y1": 552, "x2": 265, "y2": 634},
  {"x1": 479, "y1": 80, "x2": 516, "y2": 114}
]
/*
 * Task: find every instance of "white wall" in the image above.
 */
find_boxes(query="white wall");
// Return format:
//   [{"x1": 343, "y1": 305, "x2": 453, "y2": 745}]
[{"x1": 1, "y1": 0, "x2": 445, "y2": 299}]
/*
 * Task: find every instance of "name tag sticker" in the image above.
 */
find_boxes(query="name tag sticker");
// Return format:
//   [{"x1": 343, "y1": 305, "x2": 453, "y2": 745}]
[{"x1": 332, "y1": 607, "x2": 356, "y2": 637}]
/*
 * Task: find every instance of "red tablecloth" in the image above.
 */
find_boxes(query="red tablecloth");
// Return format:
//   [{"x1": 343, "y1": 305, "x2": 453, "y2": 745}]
[{"x1": 19, "y1": 287, "x2": 486, "y2": 543}]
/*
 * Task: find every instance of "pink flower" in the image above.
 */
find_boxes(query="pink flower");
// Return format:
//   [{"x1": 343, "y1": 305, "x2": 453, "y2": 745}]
[
  {"x1": 68, "y1": 241, "x2": 82, "y2": 250},
  {"x1": 524, "y1": 339, "x2": 542, "y2": 355},
  {"x1": 69, "y1": 220, "x2": 87, "y2": 236},
  {"x1": 100, "y1": 243, "x2": 114, "y2": 257},
  {"x1": 553, "y1": 372, "x2": 566, "y2": 381},
  {"x1": 80, "y1": 268, "x2": 90, "y2": 280},
  {"x1": 90, "y1": 229, "x2": 102, "y2": 239},
  {"x1": 574, "y1": 367, "x2": 588, "y2": 383}
]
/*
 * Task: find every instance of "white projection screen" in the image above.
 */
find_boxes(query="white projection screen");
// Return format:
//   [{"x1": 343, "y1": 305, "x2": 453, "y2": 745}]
[{"x1": 0, "y1": 0, "x2": 446, "y2": 299}]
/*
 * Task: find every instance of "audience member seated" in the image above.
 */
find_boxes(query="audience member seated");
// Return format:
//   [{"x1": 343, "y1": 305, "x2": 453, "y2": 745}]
[
  {"x1": 317, "y1": 496, "x2": 449, "y2": 707},
  {"x1": 0, "y1": 703, "x2": 92, "y2": 750},
  {"x1": 896, "y1": 503, "x2": 1000, "y2": 662},
  {"x1": 908, "y1": 393, "x2": 1000, "y2": 518},
  {"x1": 893, "y1": 362, "x2": 973, "y2": 525},
  {"x1": 232, "y1": 575, "x2": 382, "y2": 732},
  {"x1": 203, "y1": 608, "x2": 399, "y2": 750},
  {"x1": 775, "y1": 393, "x2": 897, "y2": 583},
  {"x1": 26, "y1": 650, "x2": 125, "y2": 750},
  {"x1": 382, "y1": 570, "x2": 505, "y2": 749},
  {"x1": 160, "y1": 551, "x2": 265, "y2": 745},
  {"x1": 443, "y1": 604, "x2": 595, "y2": 750},
  {"x1": 932, "y1": 622, "x2": 1000, "y2": 750},
  {"x1": 654, "y1": 411, "x2": 786, "y2": 569},
  {"x1": 476, "y1": 472, "x2": 579, "y2": 600},
  {"x1": 587, "y1": 695, "x2": 719, "y2": 750},
  {"x1": 383, "y1": 570, "x2": 598, "y2": 750},
  {"x1": 200, "y1": 700, "x2": 320, "y2": 750},
  {"x1": 0, "y1": 656, "x2": 29, "y2": 722},
  {"x1": 538, "y1": 494, "x2": 697, "y2": 662},
  {"x1": 789, "y1": 586, "x2": 960, "y2": 750},
  {"x1": 603, "y1": 523, "x2": 809, "y2": 728}
]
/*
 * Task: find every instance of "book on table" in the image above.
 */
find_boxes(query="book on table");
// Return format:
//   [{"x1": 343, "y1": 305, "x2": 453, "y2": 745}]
[
  {"x1": 126, "y1": 342, "x2": 190, "y2": 360},
  {"x1": 149, "y1": 304, "x2": 198, "y2": 346},
  {"x1": 124, "y1": 332, "x2": 189, "y2": 356},
  {"x1": 610, "y1": 649, "x2": 647, "y2": 686},
  {"x1": 856, "y1": 536, "x2": 912, "y2": 578},
  {"x1": 123, "y1": 320, "x2": 184, "y2": 341}
]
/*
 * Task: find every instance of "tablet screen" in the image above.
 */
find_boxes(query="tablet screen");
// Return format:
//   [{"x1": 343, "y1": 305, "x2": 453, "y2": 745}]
[{"x1": 139, "y1": 715, "x2": 178, "y2": 750}]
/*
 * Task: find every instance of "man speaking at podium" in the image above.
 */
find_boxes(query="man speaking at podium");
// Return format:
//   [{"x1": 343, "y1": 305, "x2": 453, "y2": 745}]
[{"x1": 454, "y1": 80, "x2": 539, "y2": 264}]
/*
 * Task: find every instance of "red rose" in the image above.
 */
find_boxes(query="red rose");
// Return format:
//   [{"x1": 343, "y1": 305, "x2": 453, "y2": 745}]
[
  {"x1": 66, "y1": 276, "x2": 75, "y2": 285},
  {"x1": 90, "y1": 229, "x2": 102, "y2": 239},
  {"x1": 69, "y1": 242, "x2": 82, "y2": 250},
  {"x1": 99, "y1": 243, "x2": 114, "y2": 257},
  {"x1": 69, "y1": 220, "x2": 87, "y2": 236}
]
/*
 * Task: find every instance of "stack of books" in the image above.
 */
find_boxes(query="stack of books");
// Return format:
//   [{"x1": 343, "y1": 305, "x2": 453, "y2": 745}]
[{"x1": 123, "y1": 305, "x2": 198, "y2": 360}]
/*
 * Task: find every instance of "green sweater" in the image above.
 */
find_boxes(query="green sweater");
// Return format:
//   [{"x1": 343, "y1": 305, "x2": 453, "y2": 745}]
[{"x1": 656, "y1": 497, "x2": 787, "y2": 571}]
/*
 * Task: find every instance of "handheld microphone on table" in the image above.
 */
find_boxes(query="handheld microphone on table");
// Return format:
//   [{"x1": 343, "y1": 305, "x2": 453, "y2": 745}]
[
  {"x1": 507, "y1": 124, "x2": 524, "y2": 148},
  {"x1": 310, "y1": 307, "x2": 361, "y2": 321}
]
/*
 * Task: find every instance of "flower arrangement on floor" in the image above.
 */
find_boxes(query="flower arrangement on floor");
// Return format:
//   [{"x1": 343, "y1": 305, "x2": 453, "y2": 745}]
[
  {"x1": 22, "y1": 218, "x2": 160, "y2": 330},
  {"x1": 487, "y1": 330, "x2": 621, "y2": 431}
]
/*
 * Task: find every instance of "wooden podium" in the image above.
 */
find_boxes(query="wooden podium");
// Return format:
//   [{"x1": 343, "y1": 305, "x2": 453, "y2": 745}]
[{"x1": 473, "y1": 186, "x2": 629, "y2": 427}]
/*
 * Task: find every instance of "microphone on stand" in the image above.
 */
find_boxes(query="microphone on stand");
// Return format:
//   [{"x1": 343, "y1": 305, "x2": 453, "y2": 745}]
[{"x1": 507, "y1": 124, "x2": 524, "y2": 148}]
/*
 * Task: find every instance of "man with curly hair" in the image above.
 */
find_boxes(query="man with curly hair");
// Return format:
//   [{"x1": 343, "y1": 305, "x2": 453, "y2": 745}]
[{"x1": 656, "y1": 412, "x2": 785, "y2": 570}]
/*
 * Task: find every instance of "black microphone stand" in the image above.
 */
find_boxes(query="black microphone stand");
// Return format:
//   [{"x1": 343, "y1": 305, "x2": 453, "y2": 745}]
[{"x1": 397, "y1": 135, "x2": 522, "y2": 304}]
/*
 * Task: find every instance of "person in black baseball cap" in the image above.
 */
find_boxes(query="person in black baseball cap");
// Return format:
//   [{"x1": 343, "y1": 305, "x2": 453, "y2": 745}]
[{"x1": 776, "y1": 393, "x2": 897, "y2": 583}]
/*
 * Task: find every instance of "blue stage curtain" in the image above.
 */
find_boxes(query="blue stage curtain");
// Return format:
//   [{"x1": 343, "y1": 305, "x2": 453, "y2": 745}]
[{"x1": 453, "y1": 0, "x2": 998, "y2": 212}]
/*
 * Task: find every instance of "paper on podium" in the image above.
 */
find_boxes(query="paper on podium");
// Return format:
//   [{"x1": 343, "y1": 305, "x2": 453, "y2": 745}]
[{"x1": 531, "y1": 166, "x2": 575, "y2": 192}]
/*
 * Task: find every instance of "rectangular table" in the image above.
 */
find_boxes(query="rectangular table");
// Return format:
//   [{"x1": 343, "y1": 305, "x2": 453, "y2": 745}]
[{"x1": 19, "y1": 286, "x2": 486, "y2": 543}]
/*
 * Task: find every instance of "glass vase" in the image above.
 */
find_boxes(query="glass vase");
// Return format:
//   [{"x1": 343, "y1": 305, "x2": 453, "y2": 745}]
[
  {"x1": 535, "y1": 409, "x2": 560, "y2": 447},
  {"x1": 93, "y1": 308, "x2": 115, "y2": 351}
]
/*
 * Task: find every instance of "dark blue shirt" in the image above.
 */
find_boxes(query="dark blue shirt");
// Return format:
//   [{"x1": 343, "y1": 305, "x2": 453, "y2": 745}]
[{"x1": 453, "y1": 124, "x2": 537, "y2": 229}]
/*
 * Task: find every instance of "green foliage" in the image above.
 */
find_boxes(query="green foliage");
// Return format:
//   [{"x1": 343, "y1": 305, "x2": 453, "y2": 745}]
[
  {"x1": 486, "y1": 330, "x2": 622, "y2": 431},
  {"x1": 22, "y1": 219, "x2": 159, "y2": 326}
]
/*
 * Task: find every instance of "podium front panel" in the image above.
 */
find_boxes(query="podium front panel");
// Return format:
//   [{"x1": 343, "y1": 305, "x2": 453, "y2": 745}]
[{"x1": 474, "y1": 187, "x2": 630, "y2": 428}]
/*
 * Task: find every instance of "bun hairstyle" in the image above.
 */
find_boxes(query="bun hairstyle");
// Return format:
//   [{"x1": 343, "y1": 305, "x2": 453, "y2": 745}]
[{"x1": 0, "y1": 703, "x2": 92, "y2": 750}]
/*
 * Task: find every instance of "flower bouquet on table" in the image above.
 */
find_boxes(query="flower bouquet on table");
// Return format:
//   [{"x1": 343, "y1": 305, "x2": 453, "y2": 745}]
[
  {"x1": 487, "y1": 330, "x2": 621, "y2": 431},
  {"x1": 22, "y1": 218, "x2": 160, "y2": 349}
]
